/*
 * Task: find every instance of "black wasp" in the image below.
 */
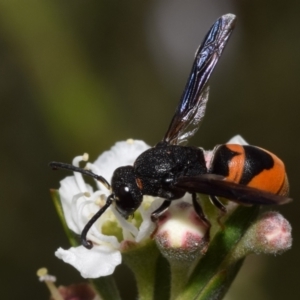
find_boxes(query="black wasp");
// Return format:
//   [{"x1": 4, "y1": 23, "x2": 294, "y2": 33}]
[{"x1": 50, "y1": 14, "x2": 291, "y2": 249}]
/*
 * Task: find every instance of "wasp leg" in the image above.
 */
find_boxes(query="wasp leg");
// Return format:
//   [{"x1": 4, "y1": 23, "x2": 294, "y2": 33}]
[
  {"x1": 192, "y1": 193, "x2": 211, "y2": 228},
  {"x1": 209, "y1": 195, "x2": 227, "y2": 229},
  {"x1": 192, "y1": 193, "x2": 211, "y2": 253},
  {"x1": 151, "y1": 200, "x2": 172, "y2": 222},
  {"x1": 209, "y1": 195, "x2": 227, "y2": 213}
]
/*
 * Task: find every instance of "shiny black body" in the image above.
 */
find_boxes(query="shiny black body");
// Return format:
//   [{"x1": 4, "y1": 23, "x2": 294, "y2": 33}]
[
  {"x1": 50, "y1": 14, "x2": 291, "y2": 249},
  {"x1": 134, "y1": 145, "x2": 207, "y2": 199},
  {"x1": 109, "y1": 145, "x2": 211, "y2": 224}
]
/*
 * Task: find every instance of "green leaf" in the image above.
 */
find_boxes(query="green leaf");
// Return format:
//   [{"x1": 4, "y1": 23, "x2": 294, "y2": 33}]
[{"x1": 194, "y1": 259, "x2": 244, "y2": 300}]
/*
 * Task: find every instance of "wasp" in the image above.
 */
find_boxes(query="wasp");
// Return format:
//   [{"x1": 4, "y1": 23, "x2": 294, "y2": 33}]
[{"x1": 50, "y1": 14, "x2": 291, "y2": 249}]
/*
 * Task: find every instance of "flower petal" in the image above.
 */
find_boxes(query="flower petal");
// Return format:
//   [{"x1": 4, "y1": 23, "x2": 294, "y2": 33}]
[
  {"x1": 55, "y1": 245, "x2": 121, "y2": 278},
  {"x1": 93, "y1": 140, "x2": 150, "y2": 180},
  {"x1": 59, "y1": 176, "x2": 94, "y2": 234},
  {"x1": 227, "y1": 134, "x2": 248, "y2": 145},
  {"x1": 135, "y1": 198, "x2": 164, "y2": 243}
]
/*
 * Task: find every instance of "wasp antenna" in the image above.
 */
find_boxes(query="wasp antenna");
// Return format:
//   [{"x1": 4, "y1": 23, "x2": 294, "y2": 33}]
[
  {"x1": 81, "y1": 195, "x2": 114, "y2": 249},
  {"x1": 49, "y1": 161, "x2": 111, "y2": 190}
]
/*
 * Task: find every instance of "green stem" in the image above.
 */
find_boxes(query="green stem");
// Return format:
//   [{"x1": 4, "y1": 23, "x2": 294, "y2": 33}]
[
  {"x1": 153, "y1": 254, "x2": 171, "y2": 300},
  {"x1": 169, "y1": 260, "x2": 192, "y2": 300},
  {"x1": 123, "y1": 241, "x2": 160, "y2": 300},
  {"x1": 91, "y1": 276, "x2": 121, "y2": 300}
]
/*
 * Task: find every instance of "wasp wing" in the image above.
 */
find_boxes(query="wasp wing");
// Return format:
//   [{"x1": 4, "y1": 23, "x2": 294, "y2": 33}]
[
  {"x1": 162, "y1": 14, "x2": 236, "y2": 146},
  {"x1": 176, "y1": 174, "x2": 292, "y2": 205}
]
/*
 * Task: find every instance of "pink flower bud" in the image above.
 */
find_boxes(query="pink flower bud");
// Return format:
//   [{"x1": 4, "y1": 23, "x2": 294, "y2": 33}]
[
  {"x1": 53, "y1": 283, "x2": 96, "y2": 300},
  {"x1": 154, "y1": 201, "x2": 210, "y2": 262},
  {"x1": 244, "y1": 211, "x2": 292, "y2": 255}
]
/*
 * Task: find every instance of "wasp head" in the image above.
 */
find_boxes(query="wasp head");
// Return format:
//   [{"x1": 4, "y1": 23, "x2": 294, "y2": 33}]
[{"x1": 111, "y1": 166, "x2": 143, "y2": 218}]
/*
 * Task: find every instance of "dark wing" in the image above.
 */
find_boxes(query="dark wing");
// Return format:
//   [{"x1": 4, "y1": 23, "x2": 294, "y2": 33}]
[
  {"x1": 175, "y1": 174, "x2": 292, "y2": 205},
  {"x1": 162, "y1": 14, "x2": 236, "y2": 146}
]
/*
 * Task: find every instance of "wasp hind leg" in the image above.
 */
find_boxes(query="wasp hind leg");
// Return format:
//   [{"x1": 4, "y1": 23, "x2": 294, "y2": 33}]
[
  {"x1": 192, "y1": 193, "x2": 211, "y2": 228},
  {"x1": 209, "y1": 195, "x2": 227, "y2": 230},
  {"x1": 192, "y1": 193, "x2": 211, "y2": 253}
]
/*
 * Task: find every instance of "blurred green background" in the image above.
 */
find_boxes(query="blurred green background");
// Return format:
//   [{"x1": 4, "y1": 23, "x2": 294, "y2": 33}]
[{"x1": 0, "y1": 1, "x2": 299, "y2": 299}]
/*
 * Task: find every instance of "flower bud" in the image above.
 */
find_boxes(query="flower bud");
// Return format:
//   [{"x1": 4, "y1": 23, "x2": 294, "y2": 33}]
[
  {"x1": 52, "y1": 283, "x2": 96, "y2": 300},
  {"x1": 238, "y1": 211, "x2": 292, "y2": 257},
  {"x1": 249, "y1": 211, "x2": 292, "y2": 254},
  {"x1": 154, "y1": 201, "x2": 210, "y2": 262}
]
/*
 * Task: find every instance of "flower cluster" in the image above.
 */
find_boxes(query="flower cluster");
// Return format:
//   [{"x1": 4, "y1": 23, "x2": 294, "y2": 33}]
[
  {"x1": 55, "y1": 139, "x2": 164, "y2": 278},
  {"x1": 47, "y1": 136, "x2": 292, "y2": 300}
]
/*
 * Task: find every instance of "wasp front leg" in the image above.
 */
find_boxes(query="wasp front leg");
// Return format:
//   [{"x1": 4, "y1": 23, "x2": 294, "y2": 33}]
[{"x1": 151, "y1": 200, "x2": 172, "y2": 222}]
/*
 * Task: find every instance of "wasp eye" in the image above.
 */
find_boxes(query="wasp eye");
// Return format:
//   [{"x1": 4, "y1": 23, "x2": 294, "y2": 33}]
[
  {"x1": 115, "y1": 184, "x2": 136, "y2": 217},
  {"x1": 118, "y1": 184, "x2": 131, "y2": 198}
]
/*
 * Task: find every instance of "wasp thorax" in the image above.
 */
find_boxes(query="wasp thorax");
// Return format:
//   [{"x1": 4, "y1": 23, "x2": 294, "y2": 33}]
[{"x1": 111, "y1": 166, "x2": 143, "y2": 218}]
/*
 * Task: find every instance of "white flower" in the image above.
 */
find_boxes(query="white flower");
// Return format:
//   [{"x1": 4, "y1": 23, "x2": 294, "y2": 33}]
[
  {"x1": 226, "y1": 134, "x2": 248, "y2": 145},
  {"x1": 55, "y1": 139, "x2": 161, "y2": 278}
]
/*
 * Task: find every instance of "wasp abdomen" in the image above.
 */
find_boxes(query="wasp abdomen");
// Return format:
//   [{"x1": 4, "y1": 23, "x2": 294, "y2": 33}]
[{"x1": 209, "y1": 144, "x2": 289, "y2": 196}]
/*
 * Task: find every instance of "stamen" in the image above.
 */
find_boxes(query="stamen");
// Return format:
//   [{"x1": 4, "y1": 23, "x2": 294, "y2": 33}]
[
  {"x1": 89, "y1": 191, "x2": 106, "y2": 205},
  {"x1": 72, "y1": 155, "x2": 89, "y2": 192},
  {"x1": 95, "y1": 194, "x2": 107, "y2": 206},
  {"x1": 126, "y1": 139, "x2": 134, "y2": 144},
  {"x1": 110, "y1": 206, "x2": 139, "y2": 238},
  {"x1": 72, "y1": 191, "x2": 107, "y2": 234},
  {"x1": 37, "y1": 268, "x2": 63, "y2": 300},
  {"x1": 72, "y1": 154, "x2": 87, "y2": 167},
  {"x1": 82, "y1": 153, "x2": 89, "y2": 161}
]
